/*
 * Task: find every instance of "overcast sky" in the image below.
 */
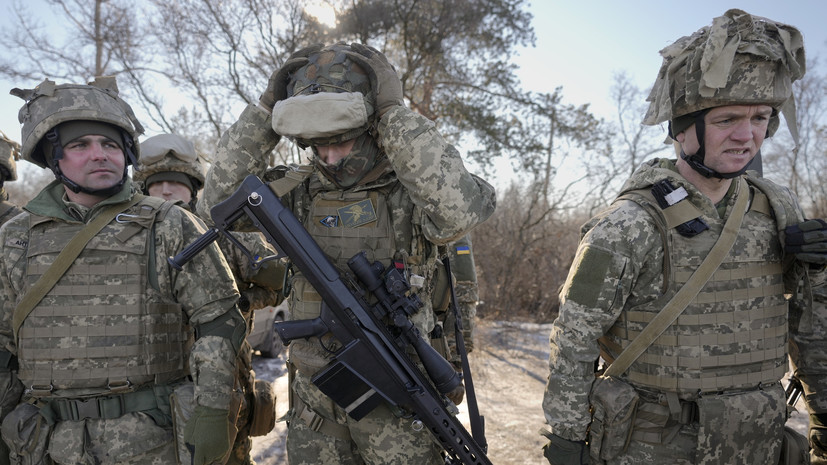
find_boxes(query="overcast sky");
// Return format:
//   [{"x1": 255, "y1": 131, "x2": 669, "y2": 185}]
[{"x1": 0, "y1": 1, "x2": 824, "y2": 162}]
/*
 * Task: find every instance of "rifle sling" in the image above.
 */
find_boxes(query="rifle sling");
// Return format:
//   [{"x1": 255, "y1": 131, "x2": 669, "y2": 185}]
[
  {"x1": 444, "y1": 255, "x2": 487, "y2": 452},
  {"x1": 604, "y1": 178, "x2": 749, "y2": 378},
  {"x1": 12, "y1": 195, "x2": 144, "y2": 343}
]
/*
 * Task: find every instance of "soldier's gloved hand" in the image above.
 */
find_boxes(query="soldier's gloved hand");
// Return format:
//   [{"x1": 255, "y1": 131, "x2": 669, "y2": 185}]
[
  {"x1": 184, "y1": 405, "x2": 237, "y2": 465},
  {"x1": 343, "y1": 43, "x2": 404, "y2": 117},
  {"x1": 446, "y1": 382, "x2": 465, "y2": 405},
  {"x1": 810, "y1": 414, "x2": 827, "y2": 463},
  {"x1": 541, "y1": 430, "x2": 589, "y2": 465},
  {"x1": 785, "y1": 219, "x2": 827, "y2": 264},
  {"x1": 259, "y1": 44, "x2": 323, "y2": 112}
]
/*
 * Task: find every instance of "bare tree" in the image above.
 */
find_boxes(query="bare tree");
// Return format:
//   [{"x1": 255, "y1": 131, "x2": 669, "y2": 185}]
[
  {"x1": 763, "y1": 56, "x2": 827, "y2": 218},
  {"x1": 0, "y1": 0, "x2": 138, "y2": 81},
  {"x1": 472, "y1": 180, "x2": 585, "y2": 322},
  {"x1": 582, "y1": 72, "x2": 670, "y2": 210}
]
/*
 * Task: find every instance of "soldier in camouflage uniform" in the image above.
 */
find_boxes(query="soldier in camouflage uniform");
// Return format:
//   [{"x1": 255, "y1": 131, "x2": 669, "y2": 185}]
[
  {"x1": 541, "y1": 10, "x2": 827, "y2": 465},
  {"x1": 0, "y1": 77, "x2": 246, "y2": 465},
  {"x1": 0, "y1": 134, "x2": 22, "y2": 228},
  {"x1": 135, "y1": 133, "x2": 281, "y2": 465},
  {"x1": 198, "y1": 43, "x2": 496, "y2": 464},
  {"x1": 0, "y1": 135, "x2": 22, "y2": 465}
]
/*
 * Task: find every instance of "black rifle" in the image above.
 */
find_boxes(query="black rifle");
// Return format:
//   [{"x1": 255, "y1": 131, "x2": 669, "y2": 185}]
[{"x1": 170, "y1": 175, "x2": 491, "y2": 465}]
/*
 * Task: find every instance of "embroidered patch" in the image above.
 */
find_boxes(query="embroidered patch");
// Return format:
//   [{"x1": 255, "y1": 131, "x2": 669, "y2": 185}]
[
  {"x1": 320, "y1": 215, "x2": 339, "y2": 228},
  {"x1": 455, "y1": 245, "x2": 471, "y2": 255},
  {"x1": 337, "y1": 199, "x2": 377, "y2": 228}
]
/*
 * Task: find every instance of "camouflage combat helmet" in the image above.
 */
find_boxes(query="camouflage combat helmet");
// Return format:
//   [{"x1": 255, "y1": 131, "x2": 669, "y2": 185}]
[
  {"x1": 286, "y1": 43, "x2": 376, "y2": 148},
  {"x1": 0, "y1": 131, "x2": 19, "y2": 183},
  {"x1": 10, "y1": 77, "x2": 144, "y2": 196},
  {"x1": 642, "y1": 9, "x2": 805, "y2": 178},
  {"x1": 134, "y1": 133, "x2": 205, "y2": 193}
]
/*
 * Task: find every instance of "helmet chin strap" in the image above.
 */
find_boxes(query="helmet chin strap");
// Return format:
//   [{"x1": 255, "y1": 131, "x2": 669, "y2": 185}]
[{"x1": 680, "y1": 111, "x2": 753, "y2": 179}]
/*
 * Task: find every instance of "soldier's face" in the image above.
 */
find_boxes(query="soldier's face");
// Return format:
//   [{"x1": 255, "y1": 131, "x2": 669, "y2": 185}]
[
  {"x1": 148, "y1": 180, "x2": 192, "y2": 203},
  {"x1": 60, "y1": 135, "x2": 125, "y2": 191},
  {"x1": 678, "y1": 104, "x2": 772, "y2": 174},
  {"x1": 315, "y1": 138, "x2": 356, "y2": 165}
]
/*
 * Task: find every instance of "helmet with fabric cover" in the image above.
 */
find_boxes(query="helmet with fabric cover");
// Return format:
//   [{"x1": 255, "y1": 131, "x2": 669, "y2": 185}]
[
  {"x1": 135, "y1": 133, "x2": 205, "y2": 193},
  {"x1": 285, "y1": 43, "x2": 376, "y2": 148},
  {"x1": 0, "y1": 131, "x2": 19, "y2": 182},
  {"x1": 643, "y1": 9, "x2": 805, "y2": 139},
  {"x1": 642, "y1": 9, "x2": 805, "y2": 178},
  {"x1": 11, "y1": 77, "x2": 144, "y2": 170}
]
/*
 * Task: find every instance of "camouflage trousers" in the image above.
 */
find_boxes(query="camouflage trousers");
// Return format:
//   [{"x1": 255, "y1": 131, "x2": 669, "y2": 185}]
[
  {"x1": 286, "y1": 370, "x2": 444, "y2": 465},
  {"x1": 601, "y1": 383, "x2": 786, "y2": 465}
]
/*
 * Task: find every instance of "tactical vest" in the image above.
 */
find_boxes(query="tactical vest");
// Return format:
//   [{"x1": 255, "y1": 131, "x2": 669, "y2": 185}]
[
  {"x1": 17, "y1": 197, "x2": 189, "y2": 394},
  {"x1": 273, "y1": 167, "x2": 440, "y2": 376},
  {"x1": 603, "y1": 179, "x2": 792, "y2": 395}
]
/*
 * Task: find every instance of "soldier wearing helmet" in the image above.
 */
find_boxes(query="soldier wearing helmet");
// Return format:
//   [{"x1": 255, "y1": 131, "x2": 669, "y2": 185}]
[
  {"x1": 135, "y1": 133, "x2": 206, "y2": 210},
  {"x1": 136, "y1": 133, "x2": 283, "y2": 465},
  {"x1": 199, "y1": 43, "x2": 496, "y2": 464},
  {"x1": 0, "y1": 78, "x2": 246, "y2": 465},
  {"x1": 542, "y1": 10, "x2": 827, "y2": 465},
  {"x1": 0, "y1": 132, "x2": 22, "y2": 227}
]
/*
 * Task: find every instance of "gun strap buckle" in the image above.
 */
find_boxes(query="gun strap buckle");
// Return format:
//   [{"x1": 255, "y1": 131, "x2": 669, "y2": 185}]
[{"x1": 294, "y1": 396, "x2": 351, "y2": 441}]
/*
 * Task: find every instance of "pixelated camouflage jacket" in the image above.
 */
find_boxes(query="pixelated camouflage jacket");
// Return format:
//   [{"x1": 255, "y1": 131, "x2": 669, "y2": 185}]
[
  {"x1": 199, "y1": 103, "x2": 494, "y2": 349},
  {"x1": 199, "y1": 103, "x2": 495, "y2": 243},
  {"x1": 543, "y1": 158, "x2": 827, "y2": 441},
  {"x1": 0, "y1": 179, "x2": 241, "y2": 410}
]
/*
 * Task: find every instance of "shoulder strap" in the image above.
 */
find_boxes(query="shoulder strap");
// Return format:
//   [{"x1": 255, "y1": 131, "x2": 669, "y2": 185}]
[
  {"x1": 268, "y1": 165, "x2": 314, "y2": 197},
  {"x1": 619, "y1": 188, "x2": 704, "y2": 229},
  {"x1": 12, "y1": 195, "x2": 144, "y2": 342},
  {"x1": 604, "y1": 178, "x2": 750, "y2": 377},
  {"x1": 0, "y1": 202, "x2": 20, "y2": 223}
]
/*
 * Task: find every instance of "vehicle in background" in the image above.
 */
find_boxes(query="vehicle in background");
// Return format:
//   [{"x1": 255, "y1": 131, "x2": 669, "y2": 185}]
[{"x1": 248, "y1": 301, "x2": 289, "y2": 358}]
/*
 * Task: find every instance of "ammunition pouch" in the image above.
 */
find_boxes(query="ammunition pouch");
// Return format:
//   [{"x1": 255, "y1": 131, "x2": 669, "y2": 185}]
[
  {"x1": 588, "y1": 376, "x2": 638, "y2": 461},
  {"x1": 249, "y1": 379, "x2": 277, "y2": 437},
  {"x1": 1, "y1": 403, "x2": 52, "y2": 465}
]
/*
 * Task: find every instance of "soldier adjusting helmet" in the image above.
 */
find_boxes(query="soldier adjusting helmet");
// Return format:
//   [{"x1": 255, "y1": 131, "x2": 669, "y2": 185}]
[
  {"x1": 272, "y1": 43, "x2": 386, "y2": 188},
  {"x1": 279, "y1": 43, "x2": 376, "y2": 148},
  {"x1": 642, "y1": 9, "x2": 805, "y2": 178},
  {"x1": 10, "y1": 77, "x2": 144, "y2": 196}
]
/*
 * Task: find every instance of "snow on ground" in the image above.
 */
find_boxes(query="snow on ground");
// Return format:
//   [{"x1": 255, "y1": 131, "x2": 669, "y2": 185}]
[{"x1": 249, "y1": 320, "x2": 810, "y2": 464}]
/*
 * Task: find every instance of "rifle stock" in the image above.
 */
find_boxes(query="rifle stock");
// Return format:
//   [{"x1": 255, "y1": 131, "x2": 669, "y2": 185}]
[{"x1": 170, "y1": 175, "x2": 491, "y2": 465}]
